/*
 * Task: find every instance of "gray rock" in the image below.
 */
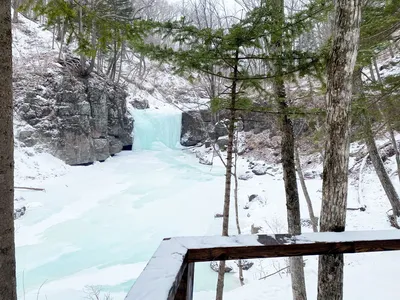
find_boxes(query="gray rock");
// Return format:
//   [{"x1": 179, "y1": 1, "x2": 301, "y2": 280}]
[
  {"x1": 244, "y1": 194, "x2": 266, "y2": 209},
  {"x1": 14, "y1": 206, "x2": 26, "y2": 220},
  {"x1": 181, "y1": 110, "x2": 213, "y2": 146},
  {"x1": 214, "y1": 120, "x2": 228, "y2": 138},
  {"x1": 180, "y1": 108, "x2": 300, "y2": 146},
  {"x1": 304, "y1": 170, "x2": 319, "y2": 179},
  {"x1": 252, "y1": 164, "x2": 268, "y2": 175},
  {"x1": 196, "y1": 151, "x2": 213, "y2": 165},
  {"x1": 15, "y1": 64, "x2": 133, "y2": 165},
  {"x1": 248, "y1": 194, "x2": 258, "y2": 202},
  {"x1": 130, "y1": 98, "x2": 149, "y2": 109},
  {"x1": 239, "y1": 171, "x2": 254, "y2": 181},
  {"x1": 216, "y1": 137, "x2": 229, "y2": 150},
  {"x1": 199, "y1": 156, "x2": 213, "y2": 165}
]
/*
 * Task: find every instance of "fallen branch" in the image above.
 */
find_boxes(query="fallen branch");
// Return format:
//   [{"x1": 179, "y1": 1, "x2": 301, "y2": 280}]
[
  {"x1": 15, "y1": 186, "x2": 45, "y2": 191},
  {"x1": 259, "y1": 265, "x2": 290, "y2": 280},
  {"x1": 347, "y1": 206, "x2": 366, "y2": 211}
]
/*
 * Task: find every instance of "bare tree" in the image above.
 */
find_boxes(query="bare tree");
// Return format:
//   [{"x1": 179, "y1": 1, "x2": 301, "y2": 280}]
[
  {"x1": 317, "y1": 0, "x2": 361, "y2": 298},
  {"x1": 353, "y1": 67, "x2": 400, "y2": 216},
  {"x1": 294, "y1": 146, "x2": 318, "y2": 232},
  {"x1": 0, "y1": 0, "x2": 17, "y2": 299}
]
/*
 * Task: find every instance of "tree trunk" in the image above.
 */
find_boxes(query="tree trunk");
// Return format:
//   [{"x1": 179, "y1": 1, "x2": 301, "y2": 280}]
[
  {"x1": 12, "y1": 0, "x2": 19, "y2": 23},
  {"x1": 388, "y1": 128, "x2": 400, "y2": 183},
  {"x1": 317, "y1": 0, "x2": 361, "y2": 298},
  {"x1": 233, "y1": 133, "x2": 244, "y2": 286},
  {"x1": 368, "y1": 61, "x2": 376, "y2": 82},
  {"x1": 276, "y1": 82, "x2": 307, "y2": 300},
  {"x1": 295, "y1": 147, "x2": 318, "y2": 232},
  {"x1": 373, "y1": 56, "x2": 381, "y2": 83},
  {"x1": 0, "y1": 0, "x2": 17, "y2": 298},
  {"x1": 79, "y1": 6, "x2": 86, "y2": 75},
  {"x1": 215, "y1": 49, "x2": 239, "y2": 300},
  {"x1": 271, "y1": 0, "x2": 307, "y2": 298}
]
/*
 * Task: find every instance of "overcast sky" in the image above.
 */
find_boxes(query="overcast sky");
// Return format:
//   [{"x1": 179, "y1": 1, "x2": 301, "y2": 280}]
[{"x1": 168, "y1": 0, "x2": 243, "y2": 12}]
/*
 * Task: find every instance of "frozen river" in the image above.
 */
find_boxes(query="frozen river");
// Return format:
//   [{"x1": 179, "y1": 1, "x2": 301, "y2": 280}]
[{"x1": 15, "y1": 109, "x2": 240, "y2": 299}]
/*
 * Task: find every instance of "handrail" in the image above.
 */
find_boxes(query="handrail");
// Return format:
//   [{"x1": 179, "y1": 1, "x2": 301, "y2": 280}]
[{"x1": 125, "y1": 230, "x2": 400, "y2": 300}]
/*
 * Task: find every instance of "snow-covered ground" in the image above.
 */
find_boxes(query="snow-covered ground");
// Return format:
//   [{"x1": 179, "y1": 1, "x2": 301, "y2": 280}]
[
  {"x1": 10, "y1": 9, "x2": 400, "y2": 300},
  {"x1": 14, "y1": 109, "x2": 400, "y2": 300}
]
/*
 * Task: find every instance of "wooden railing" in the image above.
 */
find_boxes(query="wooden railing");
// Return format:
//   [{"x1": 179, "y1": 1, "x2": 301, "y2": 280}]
[{"x1": 125, "y1": 230, "x2": 400, "y2": 300}]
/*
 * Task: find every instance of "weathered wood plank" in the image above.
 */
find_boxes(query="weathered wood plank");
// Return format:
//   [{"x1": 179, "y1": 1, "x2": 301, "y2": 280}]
[
  {"x1": 180, "y1": 230, "x2": 400, "y2": 262},
  {"x1": 174, "y1": 263, "x2": 194, "y2": 300},
  {"x1": 125, "y1": 238, "x2": 188, "y2": 300}
]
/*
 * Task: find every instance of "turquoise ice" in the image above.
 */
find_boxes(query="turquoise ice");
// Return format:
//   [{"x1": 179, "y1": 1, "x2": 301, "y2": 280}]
[{"x1": 15, "y1": 109, "x2": 240, "y2": 300}]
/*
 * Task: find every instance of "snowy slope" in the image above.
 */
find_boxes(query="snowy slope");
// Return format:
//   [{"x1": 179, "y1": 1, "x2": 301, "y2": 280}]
[{"x1": 193, "y1": 136, "x2": 400, "y2": 300}]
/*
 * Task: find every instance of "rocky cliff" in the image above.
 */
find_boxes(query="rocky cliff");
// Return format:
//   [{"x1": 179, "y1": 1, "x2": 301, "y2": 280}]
[
  {"x1": 180, "y1": 109, "x2": 278, "y2": 147},
  {"x1": 14, "y1": 63, "x2": 133, "y2": 165}
]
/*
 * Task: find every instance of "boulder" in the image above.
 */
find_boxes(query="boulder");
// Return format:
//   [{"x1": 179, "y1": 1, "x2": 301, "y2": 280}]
[
  {"x1": 181, "y1": 111, "x2": 213, "y2": 146},
  {"x1": 239, "y1": 171, "x2": 254, "y2": 181},
  {"x1": 214, "y1": 119, "x2": 229, "y2": 138},
  {"x1": 129, "y1": 97, "x2": 149, "y2": 109},
  {"x1": 216, "y1": 136, "x2": 229, "y2": 150},
  {"x1": 252, "y1": 164, "x2": 268, "y2": 175},
  {"x1": 248, "y1": 194, "x2": 258, "y2": 202},
  {"x1": 14, "y1": 206, "x2": 26, "y2": 220}
]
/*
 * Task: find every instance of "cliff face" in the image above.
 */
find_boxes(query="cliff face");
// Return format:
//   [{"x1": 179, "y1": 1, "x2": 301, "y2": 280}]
[{"x1": 14, "y1": 65, "x2": 133, "y2": 165}]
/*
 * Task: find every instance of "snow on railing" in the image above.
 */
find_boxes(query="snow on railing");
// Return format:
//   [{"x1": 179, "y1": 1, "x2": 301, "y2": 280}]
[{"x1": 125, "y1": 230, "x2": 400, "y2": 300}]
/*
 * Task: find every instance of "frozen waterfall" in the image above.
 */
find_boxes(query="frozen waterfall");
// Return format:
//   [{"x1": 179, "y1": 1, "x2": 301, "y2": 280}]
[{"x1": 132, "y1": 109, "x2": 182, "y2": 150}]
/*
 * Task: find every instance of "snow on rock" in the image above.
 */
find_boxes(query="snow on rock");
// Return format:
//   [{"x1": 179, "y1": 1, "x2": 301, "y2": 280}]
[{"x1": 239, "y1": 171, "x2": 254, "y2": 181}]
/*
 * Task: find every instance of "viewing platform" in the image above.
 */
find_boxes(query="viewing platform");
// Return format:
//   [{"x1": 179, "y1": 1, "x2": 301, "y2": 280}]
[{"x1": 126, "y1": 230, "x2": 400, "y2": 300}]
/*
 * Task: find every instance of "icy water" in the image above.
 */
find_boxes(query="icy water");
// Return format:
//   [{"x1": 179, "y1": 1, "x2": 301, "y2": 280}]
[{"x1": 15, "y1": 109, "x2": 240, "y2": 300}]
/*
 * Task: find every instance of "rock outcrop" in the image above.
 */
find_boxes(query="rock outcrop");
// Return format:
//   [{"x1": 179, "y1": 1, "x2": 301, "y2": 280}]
[
  {"x1": 180, "y1": 108, "x2": 309, "y2": 148},
  {"x1": 14, "y1": 64, "x2": 133, "y2": 165},
  {"x1": 180, "y1": 109, "x2": 278, "y2": 147}
]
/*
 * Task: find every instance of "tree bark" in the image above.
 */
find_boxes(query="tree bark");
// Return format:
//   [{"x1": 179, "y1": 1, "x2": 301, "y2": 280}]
[
  {"x1": 12, "y1": 0, "x2": 19, "y2": 23},
  {"x1": 0, "y1": 0, "x2": 17, "y2": 298},
  {"x1": 295, "y1": 147, "x2": 318, "y2": 232},
  {"x1": 388, "y1": 128, "x2": 400, "y2": 183},
  {"x1": 271, "y1": 0, "x2": 307, "y2": 298},
  {"x1": 317, "y1": 0, "x2": 361, "y2": 298},
  {"x1": 276, "y1": 82, "x2": 307, "y2": 300},
  {"x1": 215, "y1": 49, "x2": 239, "y2": 300},
  {"x1": 233, "y1": 132, "x2": 244, "y2": 286}
]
